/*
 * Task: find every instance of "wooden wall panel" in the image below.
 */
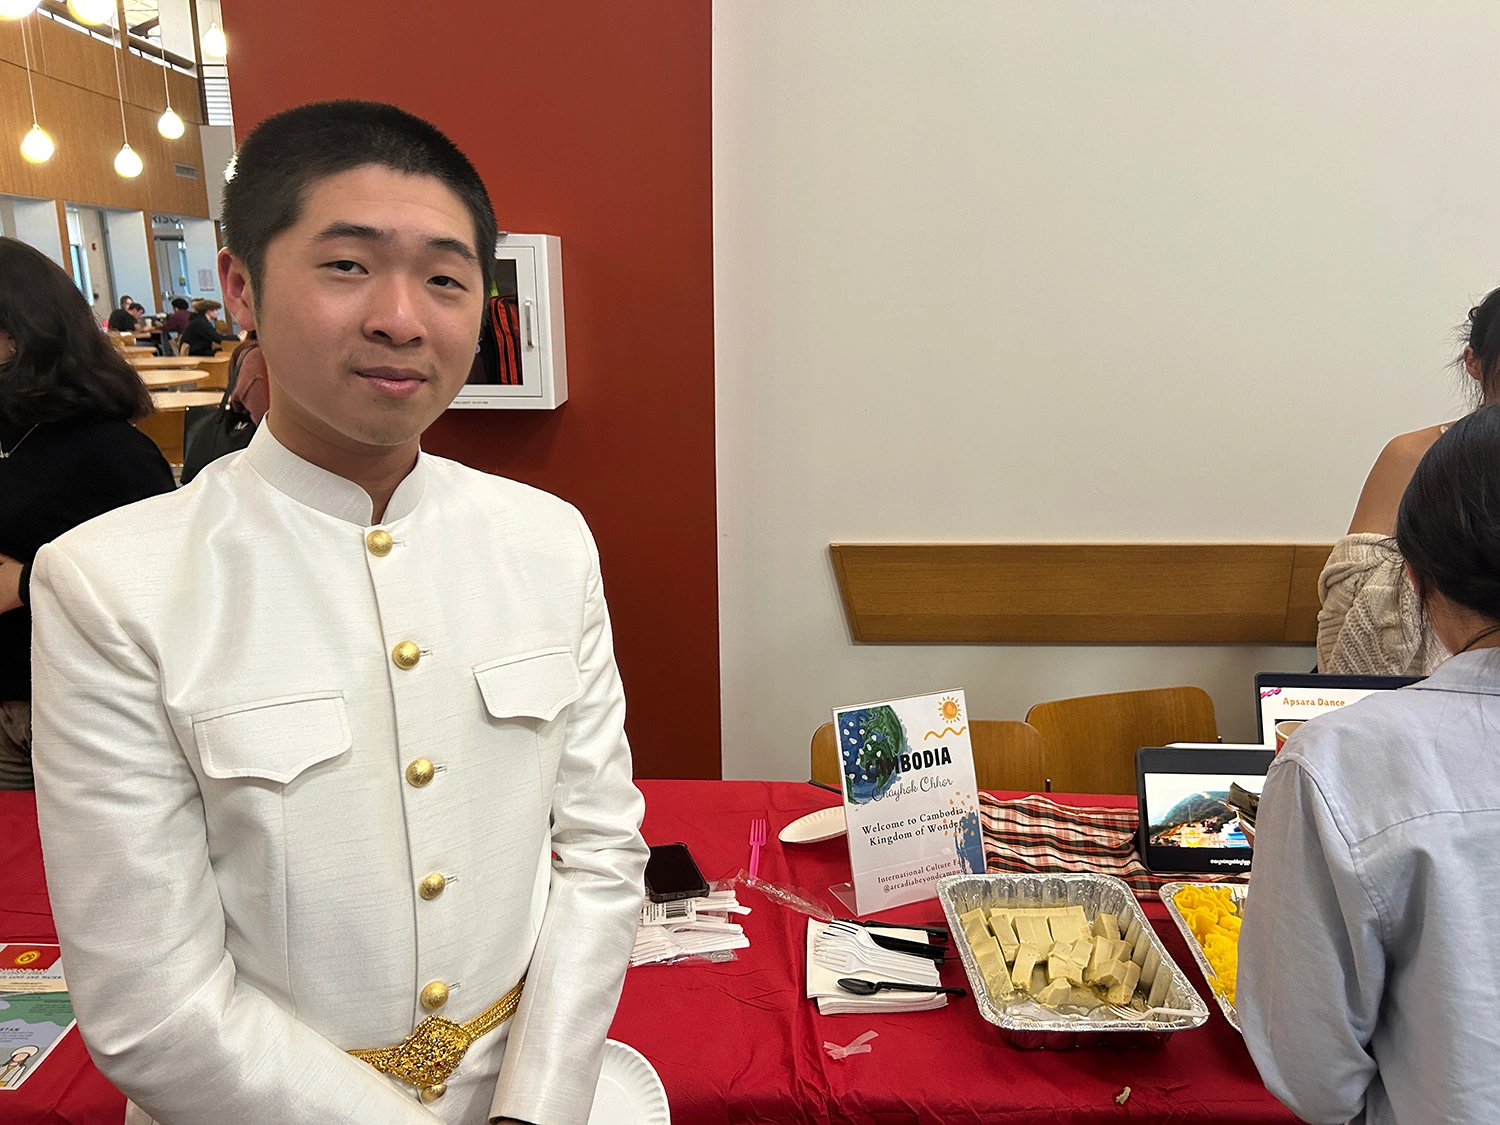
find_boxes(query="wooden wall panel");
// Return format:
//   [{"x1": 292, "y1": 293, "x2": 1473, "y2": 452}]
[
  {"x1": 0, "y1": 59, "x2": 209, "y2": 216},
  {"x1": 35, "y1": 15, "x2": 117, "y2": 100},
  {"x1": 125, "y1": 51, "x2": 202, "y2": 126},
  {"x1": 0, "y1": 17, "x2": 25, "y2": 67},
  {"x1": 831, "y1": 543, "x2": 1335, "y2": 645},
  {"x1": 0, "y1": 15, "x2": 208, "y2": 216},
  {"x1": 1285, "y1": 544, "x2": 1331, "y2": 643}
]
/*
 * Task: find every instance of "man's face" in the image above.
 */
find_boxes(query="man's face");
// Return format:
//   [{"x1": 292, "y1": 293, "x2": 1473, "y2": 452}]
[{"x1": 221, "y1": 165, "x2": 485, "y2": 449}]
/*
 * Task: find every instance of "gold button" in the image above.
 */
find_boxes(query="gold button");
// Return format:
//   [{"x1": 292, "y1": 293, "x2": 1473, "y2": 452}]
[
  {"x1": 405, "y1": 758, "x2": 434, "y2": 787},
  {"x1": 366, "y1": 529, "x2": 393, "y2": 557},
  {"x1": 418, "y1": 872, "x2": 446, "y2": 900},
  {"x1": 419, "y1": 1083, "x2": 446, "y2": 1102},
  {"x1": 420, "y1": 981, "x2": 449, "y2": 1010},
  {"x1": 392, "y1": 641, "x2": 421, "y2": 670}
]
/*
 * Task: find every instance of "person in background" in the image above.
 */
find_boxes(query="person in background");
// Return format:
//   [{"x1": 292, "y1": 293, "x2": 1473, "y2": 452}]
[
  {"x1": 159, "y1": 297, "x2": 190, "y2": 336},
  {"x1": 1316, "y1": 286, "x2": 1500, "y2": 675},
  {"x1": 1240, "y1": 403, "x2": 1500, "y2": 1124},
  {"x1": 181, "y1": 298, "x2": 236, "y2": 355},
  {"x1": 106, "y1": 296, "x2": 138, "y2": 333},
  {"x1": 0, "y1": 238, "x2": 175, "y2": 790},
  {"x1": 158, "y1": 297, "x2": 191, "y2": 355}
]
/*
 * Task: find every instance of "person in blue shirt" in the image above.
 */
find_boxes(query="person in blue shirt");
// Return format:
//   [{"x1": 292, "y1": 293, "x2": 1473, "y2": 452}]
[{"x1": 1240, "y1": 402, "x2": 1500, "y2": 1125}]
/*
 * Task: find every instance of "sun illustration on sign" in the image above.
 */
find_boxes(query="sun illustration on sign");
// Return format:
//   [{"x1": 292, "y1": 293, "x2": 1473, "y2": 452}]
[{"x1": 925, "y1": 695, "x2": 966, "y2": 740}]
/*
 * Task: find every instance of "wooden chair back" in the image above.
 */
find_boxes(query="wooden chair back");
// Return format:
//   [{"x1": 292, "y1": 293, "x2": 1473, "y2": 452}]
[
  {"x1": 811, "y1": 719, "x2": 1046, "y2": 792},
  {"x1": 1025, "y1": 686, "x2": 1217, "y2": 795},
  {"x1": 195, "y1": 355, "x2": 232, "y2": 391}
]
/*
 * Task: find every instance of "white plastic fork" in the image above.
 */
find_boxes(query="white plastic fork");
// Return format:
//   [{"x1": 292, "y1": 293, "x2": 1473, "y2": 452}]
[{"x1": 814, "y1": 925, "x2": 933, "y2": 981}]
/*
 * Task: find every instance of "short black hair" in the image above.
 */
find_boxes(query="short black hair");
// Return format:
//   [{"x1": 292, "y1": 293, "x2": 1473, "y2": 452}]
[
  {"x1": 222, "y1": 100, "x2": 496, "y2": 297},
  {"x1": 1397, "y1": 403, "x2": 1500, "y2": 624},
  {"x1": 171, "y1": 297, "x2": 189, "y2": 310},
  {"x1": 0, "y1": 238, "x2": 153, "y2": 427}
]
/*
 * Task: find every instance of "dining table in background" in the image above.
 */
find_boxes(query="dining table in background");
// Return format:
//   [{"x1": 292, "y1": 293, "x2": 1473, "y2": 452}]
[
  {"x1": 127, "y1": 355, "x2": 210, "y2": 370},
  {"x1": 0, "y1": 780, "x2": 1295, "y2": 1125},
  {"x1": 136, "y1": 369, "x2": 210, "y2": 390}
]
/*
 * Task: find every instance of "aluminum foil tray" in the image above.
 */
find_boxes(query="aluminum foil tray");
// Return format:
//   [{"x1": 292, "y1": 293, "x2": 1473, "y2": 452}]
[
  {"x1": 937, "y1": 873, "x2": 1210, "y2": 1049},
  {"x1": 1159, "y1": 880, "x2": 1247, "y2": 1033}
]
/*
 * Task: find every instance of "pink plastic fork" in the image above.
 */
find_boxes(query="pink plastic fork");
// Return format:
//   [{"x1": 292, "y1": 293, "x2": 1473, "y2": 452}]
[{"x1": 748, "y1": 818, "x2": 768, "y2": 879}]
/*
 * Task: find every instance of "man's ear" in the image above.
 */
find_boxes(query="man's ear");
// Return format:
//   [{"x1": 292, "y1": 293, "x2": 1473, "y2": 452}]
[{"x1": 219, "y1": 248, "x2": 257, "y2": 332}]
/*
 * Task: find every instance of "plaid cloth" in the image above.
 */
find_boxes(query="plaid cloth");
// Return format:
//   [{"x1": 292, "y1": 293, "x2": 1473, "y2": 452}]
[{"x1": 979, "y1": 792, "x2": 1242, "y2": 899}]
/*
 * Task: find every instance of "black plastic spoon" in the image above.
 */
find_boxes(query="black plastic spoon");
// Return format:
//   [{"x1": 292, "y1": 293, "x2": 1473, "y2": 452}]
[{"x1": 837, "y1": 977, "x2": 966, "y2": 998}]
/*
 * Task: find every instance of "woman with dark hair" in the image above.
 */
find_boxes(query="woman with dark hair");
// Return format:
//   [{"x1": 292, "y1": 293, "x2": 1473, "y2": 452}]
[
  {"x1": 1239, "y1": 404, "x2": 1500, "y2": 1124},
  {"x1": 181, "y1": 298, "x2": 236, "y2": 356},
  {"x1": 0, "y1": 237, "x2": 174, "y2": 789},
  {"x1": 1316, "y1": 286, "x2": 1500, "y2": 674}
]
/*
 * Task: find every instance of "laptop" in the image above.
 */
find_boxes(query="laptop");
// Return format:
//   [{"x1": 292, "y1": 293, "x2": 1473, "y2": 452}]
[
  {"x1": 1254, "y1": 672, "x2": 1423, "y2": 749},
  {"x1": 1136, "y1": 745, "x2": 1274, "y2": 874}
]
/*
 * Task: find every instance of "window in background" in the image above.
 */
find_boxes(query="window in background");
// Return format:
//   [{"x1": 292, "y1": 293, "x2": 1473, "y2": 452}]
[{"x1": 65, "y1": 207, "x2": 92, "y2": 299}]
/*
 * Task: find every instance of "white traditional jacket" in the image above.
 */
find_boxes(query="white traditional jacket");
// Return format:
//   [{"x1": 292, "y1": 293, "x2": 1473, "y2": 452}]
[{"x1": 29, "y1": 425, "x2": 649, "y2": 1125}]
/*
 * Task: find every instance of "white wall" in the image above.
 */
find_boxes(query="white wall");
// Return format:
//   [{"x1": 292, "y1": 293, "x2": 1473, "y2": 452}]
[
  {"x1": 181, "y1": 216, "x2": 219, "y2": 296},
  {"x1": 102, "y1": 209, "x2": 157, "y2": 315},
  {"x1": 199, "y1": 125, "x2": 235, "y2": 220},
  {"x1": 156, "y1": 0, "x2": 196, "y2": 63},
  {"x1": 714, "y1": 1, "x2": 1499, "y2": 780},
  {"x1": 1, "y1": 195, "x2": 64, "y2": 269}
]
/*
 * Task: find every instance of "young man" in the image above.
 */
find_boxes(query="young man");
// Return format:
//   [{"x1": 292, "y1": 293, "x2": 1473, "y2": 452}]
[
  {"x1": 30, "y1": 101, "x2": 648, "y2": 1125},
  {"x1": 106, "y1": 294, "x2": 138, "y2": 332}
]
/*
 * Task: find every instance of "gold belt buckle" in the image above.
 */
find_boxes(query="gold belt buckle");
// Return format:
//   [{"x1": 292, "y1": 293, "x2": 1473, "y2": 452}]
[
  {"x1": 349, "y1": 976, "x2": 525, "y2": 1101},
  {"x1": 349, "y1": 1015, "x2": 474, "y2": 1093}
]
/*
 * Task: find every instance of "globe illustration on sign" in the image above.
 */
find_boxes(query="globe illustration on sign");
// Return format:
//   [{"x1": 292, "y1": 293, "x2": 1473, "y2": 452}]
[{"x1": 839, "y1": 705, "x2": 906, "y2": 804}]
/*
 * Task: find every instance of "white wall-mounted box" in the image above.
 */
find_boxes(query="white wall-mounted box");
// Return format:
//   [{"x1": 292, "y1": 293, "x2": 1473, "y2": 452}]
[{"x1": 449, "y1": 232, "x2": 567, "y2": 410}]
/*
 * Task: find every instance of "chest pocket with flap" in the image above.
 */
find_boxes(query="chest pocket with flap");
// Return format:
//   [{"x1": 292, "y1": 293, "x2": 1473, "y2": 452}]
[
  {"x1": 191, "y1": 691, "x2": 352, "y2": 783},
  {"x1": 473, "y1": 647, "x2": 584, "y2": 723}
]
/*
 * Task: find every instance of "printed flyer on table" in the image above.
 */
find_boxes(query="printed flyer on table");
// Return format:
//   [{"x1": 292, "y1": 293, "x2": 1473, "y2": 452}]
[{"x1": 0, "y1": 944, "x2": 76, "y2": 1092}]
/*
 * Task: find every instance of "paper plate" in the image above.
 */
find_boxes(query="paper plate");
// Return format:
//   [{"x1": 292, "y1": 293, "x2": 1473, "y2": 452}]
[
  {"x1": 587, "y1": 1039, "x2": 669, "y2": 1125},
  {"x1": 778, "y1": 805, "x2": 847, "y2": 844}
]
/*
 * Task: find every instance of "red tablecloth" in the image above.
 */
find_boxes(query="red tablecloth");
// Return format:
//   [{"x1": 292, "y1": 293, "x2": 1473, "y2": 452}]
[
  {"x1": 615, "y1": 781, "x2": 1296, "y2": 1125},
  {"x1": 0, "y1": 782, "x2": 1297, "y2": 1125}
]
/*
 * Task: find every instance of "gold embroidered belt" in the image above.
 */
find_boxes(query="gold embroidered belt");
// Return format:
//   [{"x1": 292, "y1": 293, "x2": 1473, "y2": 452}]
[{"x1": 349, "y1": 977, "x2": 524, "y2": 1101}]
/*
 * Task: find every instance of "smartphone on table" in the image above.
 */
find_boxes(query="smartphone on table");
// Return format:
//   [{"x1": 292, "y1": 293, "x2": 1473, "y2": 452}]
[{"x1": 644, "y1": 842, "x2": 709, "y2": 903}]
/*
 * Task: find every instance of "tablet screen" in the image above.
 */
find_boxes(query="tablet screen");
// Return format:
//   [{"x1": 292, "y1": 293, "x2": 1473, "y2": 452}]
[
  {"x1": 1144, "y1": 772, "x2": 1263, "y2": 849},
  {"x1": 1136, "y1": 747, "x2": 1275, "y2": 874}
]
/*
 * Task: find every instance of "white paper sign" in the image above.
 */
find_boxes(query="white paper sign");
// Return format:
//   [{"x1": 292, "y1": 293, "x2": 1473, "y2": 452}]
[{"x1": 834, "y1": 689, "x2": 985, "y2": 914}]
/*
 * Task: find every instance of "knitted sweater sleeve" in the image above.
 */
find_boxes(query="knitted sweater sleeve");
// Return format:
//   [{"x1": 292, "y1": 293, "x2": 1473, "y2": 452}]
[{"x1": 1315, "y1": 533, "x2": 1447, "y2": 676}]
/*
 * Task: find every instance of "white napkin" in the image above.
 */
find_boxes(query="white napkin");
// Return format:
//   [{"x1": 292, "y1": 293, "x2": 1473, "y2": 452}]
[{"x1": 805, "y1": 920, "x2": 947, "y2": 1015}]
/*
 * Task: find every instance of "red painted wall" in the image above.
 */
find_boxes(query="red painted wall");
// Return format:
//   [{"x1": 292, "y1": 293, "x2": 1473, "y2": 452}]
[{"x1": 221, "y1": 1, "x2": 719, "y2": 778}]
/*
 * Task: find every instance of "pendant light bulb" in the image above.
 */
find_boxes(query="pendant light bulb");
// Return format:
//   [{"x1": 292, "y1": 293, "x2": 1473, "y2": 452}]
[
  {"x1": 114, "y1": 142, "x2": 143, "y2": 178},
  {"x1": 201, "y1": 22, "x2": 226, "y2": 58},
  {"x1": 157, "y1": 107, "x2": 185, "y2": 139},
  {"x1": 67, "y1": 0, "x2": 114, "y2": 24},
  {"x1": 20, "y1": 123, "x2": 53, "y2": 163},
  {"x1": 0, "y1": 0, "x2": 41, "y2": 19}
]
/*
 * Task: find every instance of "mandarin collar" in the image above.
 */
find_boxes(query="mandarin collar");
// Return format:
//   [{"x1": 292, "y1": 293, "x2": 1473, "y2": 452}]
[{"x1": 242, "y1": 419, "x2": 428, "y2": 526}]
